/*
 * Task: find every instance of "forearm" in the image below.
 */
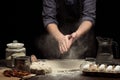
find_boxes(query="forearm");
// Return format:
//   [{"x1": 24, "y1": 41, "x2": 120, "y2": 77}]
[
  {"x1": 47, "y1": 23, "x2": 64, "y2": 41},
  {"x1": 75, "y1": 0, "x2": 96, "y2": 38},
  {"x1": 75, "y1": 21, "x2": 93, "y2": 38}
]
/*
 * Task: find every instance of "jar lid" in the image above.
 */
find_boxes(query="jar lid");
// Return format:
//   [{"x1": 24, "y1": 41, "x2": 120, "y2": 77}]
[{"x1": 7, "y1": 40, "x2": 24, "y2": 49}]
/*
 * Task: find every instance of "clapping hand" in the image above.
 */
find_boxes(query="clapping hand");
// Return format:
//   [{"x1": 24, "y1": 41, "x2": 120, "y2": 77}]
[{"x1": 58, "y1": 32, "x2": 78, "y2": 54}]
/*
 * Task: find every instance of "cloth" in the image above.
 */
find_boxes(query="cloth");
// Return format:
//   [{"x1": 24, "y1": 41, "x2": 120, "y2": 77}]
[{"x1": 42, "y1": 0, "x2": 96, "y2": 27}]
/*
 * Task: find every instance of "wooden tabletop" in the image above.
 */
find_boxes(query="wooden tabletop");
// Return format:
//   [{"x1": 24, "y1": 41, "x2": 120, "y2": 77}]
[
  {"x1": 29, "y1": 59, "x2": 120, "y2": 80},
  {"x1": 0, "y1": 59, "x2": 120, "y2": 80},
  {"x1": 29, "y1": 72, "x2": 120, "y2": 80},
  {"x1": 0, "y1": 67, "x2": 20, "y2": 80}
]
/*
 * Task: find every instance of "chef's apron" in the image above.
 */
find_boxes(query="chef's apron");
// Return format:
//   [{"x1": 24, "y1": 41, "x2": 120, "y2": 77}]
[{"x1": 36, "y1": 0, "x2": 97, "y2": 59}]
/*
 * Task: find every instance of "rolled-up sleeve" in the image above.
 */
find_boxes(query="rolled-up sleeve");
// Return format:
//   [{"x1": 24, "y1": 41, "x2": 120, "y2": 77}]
[
  {"x1": 42, "y1": 0, "x2": 58, "y2": 28},
  {"x1": 81, "y1": 0, "x2": 96, "y2": 25}
]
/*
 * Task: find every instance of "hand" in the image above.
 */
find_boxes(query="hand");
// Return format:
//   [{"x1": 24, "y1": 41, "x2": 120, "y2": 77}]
[
  {"x1": 58, "y1": 32, "x2": 78, "y2": 54},
  {"x1": 66, "y1": 32, "x2": 78, "y2": 49},
  {"x1": 58, "y1": 35, "x2": 71, "y2": 54},
  {"x1": 70, "y1": 32, "x2": 78, "y2": 42}
]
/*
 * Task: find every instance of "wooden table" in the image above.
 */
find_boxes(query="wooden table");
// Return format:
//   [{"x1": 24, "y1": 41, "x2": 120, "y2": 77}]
[
  {"x1": 29, "y1": 59, "x2": 120, "y2": 80},
  {"x1": 0, "y1": 67, "x2": 20, "y2": 80},
  {"x1": 0, "y1": 59, "x2": 120, "y2": 80},
  {"x1": 29, "y1": 75, "x2": 120, "y2": 80}
]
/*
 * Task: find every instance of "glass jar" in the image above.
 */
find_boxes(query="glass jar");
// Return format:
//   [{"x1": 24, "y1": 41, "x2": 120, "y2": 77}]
[
  {"x1": 96, "y1": 37, "x2": 116, "y2": 64},
  {"x1": 5, "y1": 40, "x2": 26, "y2": 67},
  {"x1": 14, "y1": 56, "x2": 31, "y2": 72}
]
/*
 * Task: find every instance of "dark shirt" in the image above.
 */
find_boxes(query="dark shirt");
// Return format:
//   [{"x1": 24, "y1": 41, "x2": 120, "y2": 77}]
[{"x1": 42, "y1": 0, "x2": 96, "y2": 27}]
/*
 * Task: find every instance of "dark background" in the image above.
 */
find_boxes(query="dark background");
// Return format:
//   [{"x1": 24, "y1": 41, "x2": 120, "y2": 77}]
[{"x1": 0, "y1": 0, "x2": 120, "y2": 59}]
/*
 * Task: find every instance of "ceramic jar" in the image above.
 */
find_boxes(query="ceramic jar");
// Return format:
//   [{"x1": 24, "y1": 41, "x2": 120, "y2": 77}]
[{"x1": 5, "y1": 40, "x2": 26, "y2": 67}]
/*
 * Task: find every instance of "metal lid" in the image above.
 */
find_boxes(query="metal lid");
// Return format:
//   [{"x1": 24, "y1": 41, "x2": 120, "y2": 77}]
[{"x1": 7, "y1": 40, "x2": 24, "y2": 49}]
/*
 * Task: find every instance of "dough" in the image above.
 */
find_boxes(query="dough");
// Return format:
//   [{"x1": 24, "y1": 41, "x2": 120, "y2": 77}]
[{"x1": 30, "y1": 61, "x2": 52, "y2": 75}]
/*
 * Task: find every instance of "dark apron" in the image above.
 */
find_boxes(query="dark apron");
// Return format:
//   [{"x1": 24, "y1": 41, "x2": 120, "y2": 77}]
[{"x1": 36, "y1": 0, "x2": 97, "y2": 59}]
